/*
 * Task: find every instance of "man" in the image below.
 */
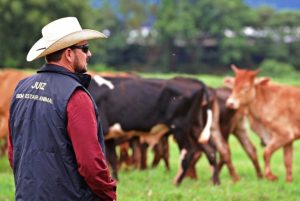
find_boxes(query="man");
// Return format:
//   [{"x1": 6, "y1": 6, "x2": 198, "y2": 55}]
[{"x1": 8, "y1": 17, "x2": 117, "y2": 201}]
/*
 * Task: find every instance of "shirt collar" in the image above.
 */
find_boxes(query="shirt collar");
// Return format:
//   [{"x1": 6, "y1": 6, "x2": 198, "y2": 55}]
[{"x1": 37, "y1": 64, "x2": 91, "y2": 88}]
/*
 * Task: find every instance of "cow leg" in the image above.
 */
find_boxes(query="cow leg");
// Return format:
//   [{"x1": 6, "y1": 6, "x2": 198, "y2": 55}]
[
  {"x1": 130, "y1": 137, "x2": 142, "y2": 169},
  {"x1": 151, "y1": 144, "x2": 161, "y2": 168},
  {"x1": 161, "y1": 134, "x2": 170, "y2": 170},
  {"x1": 152, "y1": 134, "x2": 170, "y2": 170},
  {"x1": 263, "y1": 137, "x2": 289, "y2": 181},
  {"x1": 185, "y1": 151, "x2": 202, "y2": 180},
  {"x1": 0, "y1": 115, "x2": 8, "y2": 139},
  {"x1": 283, "y1": 142, "x2": 293, "y2": 182},
  {"x1": 209, "y1": 102, "x2": 240, "y2": 183},
  {"x1": 140, "y1": 142, "x2": 148, "y2": 170},
  {"x1": 217, "y1": 154, "x2": 225, "y2": 174},
  {"x1": 0, "y1": 115, "x2": 8, "y2": 157},
  {"x1": 200, "y1": 143, "x2": 220, "y2": 185},
  {"x1": 211, "y1": 129, "x2": 240, "y2": 182},
  {"x1": 264, "y1": 145, "x2": 279, "y2": 181},
  {"x1": 118, "y1": 142, "x2": 133, "y2": 169},
  {"x1": 220, "y1": 144, "x2": 239, "y2": 182},
  {"x1": 173, "y1": 149, "x2": 194, "y2": 186},
  {"x1": 0, "y1": 139, "x2": 8, "y2": 157},
  {"x1": 233, "y1": 120, "x2": 263, "y2": 179},
  {"x1": 105, "y1": 139, "x2": 119, "y2": 180}
]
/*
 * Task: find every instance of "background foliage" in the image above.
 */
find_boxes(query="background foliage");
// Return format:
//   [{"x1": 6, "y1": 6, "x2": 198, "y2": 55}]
[{"x1": 1, "y1": 0, "x2": 300, "y2": 74}]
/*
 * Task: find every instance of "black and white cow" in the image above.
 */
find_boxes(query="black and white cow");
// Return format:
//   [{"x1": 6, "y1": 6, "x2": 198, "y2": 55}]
[{"x1": 88, "y1": 75, "x2": 219, "y2": 185}]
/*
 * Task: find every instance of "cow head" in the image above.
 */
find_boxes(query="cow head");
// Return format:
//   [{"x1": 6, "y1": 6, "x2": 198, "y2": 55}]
[{"x1": 225, "y1": 64, "x2": 260, "y2": 109}]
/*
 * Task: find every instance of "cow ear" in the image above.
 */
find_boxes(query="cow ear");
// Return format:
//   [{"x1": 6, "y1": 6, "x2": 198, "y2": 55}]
[
  {"x1": 223, "y1": 76, "x2": 235, "y2": 89},
  {"x1": 254, "y1": 77, "x2": 270, "y2": 85}
]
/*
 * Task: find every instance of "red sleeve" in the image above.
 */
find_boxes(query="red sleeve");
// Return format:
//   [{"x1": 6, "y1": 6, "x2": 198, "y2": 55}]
[
  {"x1": 67, "y1": 89, "x2": 117, "y2": 201},
  {"x1": 8, "y1": 116, "x2": 13, "y2": 168}
]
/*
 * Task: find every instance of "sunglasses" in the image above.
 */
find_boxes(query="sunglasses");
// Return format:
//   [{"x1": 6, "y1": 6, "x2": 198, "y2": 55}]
[{"x1": 70, "y1": 44, "x2": 89, "y2": 53}]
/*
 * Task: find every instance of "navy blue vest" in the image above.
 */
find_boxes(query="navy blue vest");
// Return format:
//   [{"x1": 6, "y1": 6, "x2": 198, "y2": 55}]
[{"x1": 9, "y1": 64, "x2": 105, "y2": 201}]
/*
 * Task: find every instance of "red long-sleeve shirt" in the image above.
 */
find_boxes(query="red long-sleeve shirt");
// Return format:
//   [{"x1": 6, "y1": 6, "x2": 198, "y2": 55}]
[{"x1": 8, "y1": 89, "x2": 116, "y2": 201}]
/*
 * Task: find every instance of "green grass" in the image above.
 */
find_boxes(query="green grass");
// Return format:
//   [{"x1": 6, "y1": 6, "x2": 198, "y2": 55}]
[
  {"x1": 141, "y1": 73, "x2": 224, "y2": 87},
  {"x1": 1, "y1": 73, "x2": 300, "y2": 201},
  {"x1": 115, "y1": 135, "x2": 300, "y2": 201},
  {"x1": 3, "y1": 134, "x2": 300, "y2": 201},
  {"x1": 0, "y1": 156, "x2": 14, "y2": 201}
]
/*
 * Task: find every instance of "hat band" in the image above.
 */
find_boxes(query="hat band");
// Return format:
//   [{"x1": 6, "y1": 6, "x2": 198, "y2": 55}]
[{"x1": 36, "y1": 47, "x2": 46, "y2": 51}]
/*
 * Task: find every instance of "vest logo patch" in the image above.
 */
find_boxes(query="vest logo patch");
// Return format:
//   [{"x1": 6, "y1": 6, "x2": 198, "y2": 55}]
[{"x1": 31, "y1": 82, "x2": 47, "y2": 90}]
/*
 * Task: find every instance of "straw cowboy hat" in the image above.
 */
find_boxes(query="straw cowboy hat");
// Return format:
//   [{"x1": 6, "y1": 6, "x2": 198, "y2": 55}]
[{"x1": 26, "y1": 17, "x2": 106, "y2": 62}]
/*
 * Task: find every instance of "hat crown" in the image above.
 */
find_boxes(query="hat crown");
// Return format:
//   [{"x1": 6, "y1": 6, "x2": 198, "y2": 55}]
[
  {"x1": 27, "y1": 16, "x2": 105, "y2": 62},
  {"x1": 42, "y1": 17, "x2": 82, "y2": 45}
]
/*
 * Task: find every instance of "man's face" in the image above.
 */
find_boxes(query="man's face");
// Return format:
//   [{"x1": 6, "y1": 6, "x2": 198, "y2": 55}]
[{"x1": 72, "y1": 40, "x2": 91, "y2": 74}]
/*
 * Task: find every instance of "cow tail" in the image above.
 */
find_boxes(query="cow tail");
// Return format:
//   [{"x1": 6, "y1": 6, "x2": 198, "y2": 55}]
[{"x1": 198, "y1": 84, "x2": 213, "y2": 144}]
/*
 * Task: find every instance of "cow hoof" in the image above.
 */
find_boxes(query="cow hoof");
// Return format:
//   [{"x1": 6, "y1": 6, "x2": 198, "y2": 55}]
[
  {"x1": 232, "y1": 176, "x2": 240, "y2": 183},
  {"x1": 172, "y1": 179, "x2": 180, "y2": 186},
  {"x1": 212, "y1": 179, "x2": 221, "y2": 186},
  {"x1": 172, "y1": 176, "x2": 181, "y2": 186},
  {"x1": 257, "y1": 173, "x2": 264, "y2": 179},
  {"x1": 266, "y1": 174, "x2": 278, "y2": 181},
  {"x1": 286, "y1": 176, "x2": 293, "y2": 183}
]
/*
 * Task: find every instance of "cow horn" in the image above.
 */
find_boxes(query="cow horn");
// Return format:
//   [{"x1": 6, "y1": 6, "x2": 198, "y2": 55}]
[{"x1": 230, "y1": 64, "x2": 239, "y2": 73}]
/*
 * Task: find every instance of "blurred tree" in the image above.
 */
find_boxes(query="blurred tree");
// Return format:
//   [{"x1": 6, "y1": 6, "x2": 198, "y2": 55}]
[
  {"x1": 251, "y1": 8, "x2": 300, "y2": 70},
  {"x1": 0, "y1": 0, "x2": 94, "y2": 68},
  {"x1": 267, "y1": 11, "x2": 300, "y2": 67},
  {"x1": 259, "y1": 59, "x2": 296, "y2": 78},
  {"x1": 92, "y1": 0, "x2": 157, "y2": 71},
  {"x1": 154, "y1": 0, "x2": 256, "y2": 72},
  {"x1": 154, "y1": 0, "x2": 198, "y2": 72},
  {"x1": 288, "y1": 40, "x2": 300, "y2": 70},
  {"x1": 193, "y1": 0, "x2": 257, "y2": 70},
  {"x1": 2, "y1": 0, "x2": 300, "y2": 74}
]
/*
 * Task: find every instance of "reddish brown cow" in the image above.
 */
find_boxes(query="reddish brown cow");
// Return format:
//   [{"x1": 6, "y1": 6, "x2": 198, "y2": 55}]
[
  {"x1": 118, "y1": 133, "x2": 170, "y2": 171},
  {"x1": 186, "y1": 87, "x2": 262, "y2": 181},
  {"x1": 0, "y1": 70, "x2": 134, "y2": 156},
  {"x1": 215, "y1": 87, "x2": 262, "y2": 179},
  {"x1": 225, "y1": 64, "x2": 300, "y2": 182},
  {"x1": 107, "y1": 123, "x2": 171, "y2": 171},
  {"x1": 0, "y1": 69, "x2": 30, "y2": 156}
]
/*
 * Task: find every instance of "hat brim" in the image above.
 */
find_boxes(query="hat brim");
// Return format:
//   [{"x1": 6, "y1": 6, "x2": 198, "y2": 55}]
[{"x1": 26, "y1": 29, "x2": 106, "y2": 62}]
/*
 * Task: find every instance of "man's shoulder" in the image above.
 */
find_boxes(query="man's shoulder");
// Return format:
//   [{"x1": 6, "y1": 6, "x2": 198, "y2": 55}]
[{"x1": 70, "y1": 89, "x2": 92, "y2": 104}]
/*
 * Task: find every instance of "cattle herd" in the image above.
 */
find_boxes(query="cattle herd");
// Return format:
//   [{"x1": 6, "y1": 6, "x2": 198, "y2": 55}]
[{"x1": 0, "y1": 65, "x2": 299, "y2": 186}]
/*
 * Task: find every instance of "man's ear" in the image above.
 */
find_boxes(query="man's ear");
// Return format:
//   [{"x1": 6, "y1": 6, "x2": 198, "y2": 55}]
[
  {"x1": 63, "y1": 48, "x2": 74, "y2": 63},
  {"x1": 223, "y1": 76, "x2": 235, "y2": 89},
  {"x1": 254, "y1": 77, "x2": 271, "y2": 86}
]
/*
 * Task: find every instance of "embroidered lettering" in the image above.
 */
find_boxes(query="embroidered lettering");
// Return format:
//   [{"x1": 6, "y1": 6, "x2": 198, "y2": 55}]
[
  {"x1": 31, "y1": 82, "x2": 47, "y2": 90},
  {"x1": 16, "y1": 93, "x2": 24, "y2": 99},
  {"x1": 15, "y1": 93, "x2": 53, "y2": 104}
]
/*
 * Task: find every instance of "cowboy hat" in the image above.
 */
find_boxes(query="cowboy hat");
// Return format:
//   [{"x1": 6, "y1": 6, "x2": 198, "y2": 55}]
[{"x1": 26, "y1": 17, "x2": 107, "y2": 62}]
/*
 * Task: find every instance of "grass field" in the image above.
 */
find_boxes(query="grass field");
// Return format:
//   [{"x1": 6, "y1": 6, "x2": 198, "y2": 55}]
[
  {"x1": 1, "y1": 136, "x2": 300, "y2": 201},
  {"x1": 1, "y1": 73, "x2": 300, "y2": 201}
]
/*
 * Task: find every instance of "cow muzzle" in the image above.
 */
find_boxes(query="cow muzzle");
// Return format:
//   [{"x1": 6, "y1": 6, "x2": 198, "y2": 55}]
[{"x1": 226, "y1": 97, "x2": 239, "y2": 109}]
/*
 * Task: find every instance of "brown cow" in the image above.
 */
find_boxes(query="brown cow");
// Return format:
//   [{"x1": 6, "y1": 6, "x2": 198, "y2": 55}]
[
  {"x1": 117, "y1": 133, "x2": 171, "y2": 171},
  {"x1": 0, "y1": 69, "x2": 30, "y2": 156},
  {"x1": 107, "y1": 123, "x2": 171, "y2": 171},
  {"x1": 0, "y1": 70, "x2": 134, "y2": 156},
  {"x1": 225, "y1": 64, "x2": 300, "y2": 182},
  {"x1": 215, "y1": 87, "x2": 262, "y2": 179},
  {"x1": 185, "y1": 87, "x2": 263, "y2": 181}
]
